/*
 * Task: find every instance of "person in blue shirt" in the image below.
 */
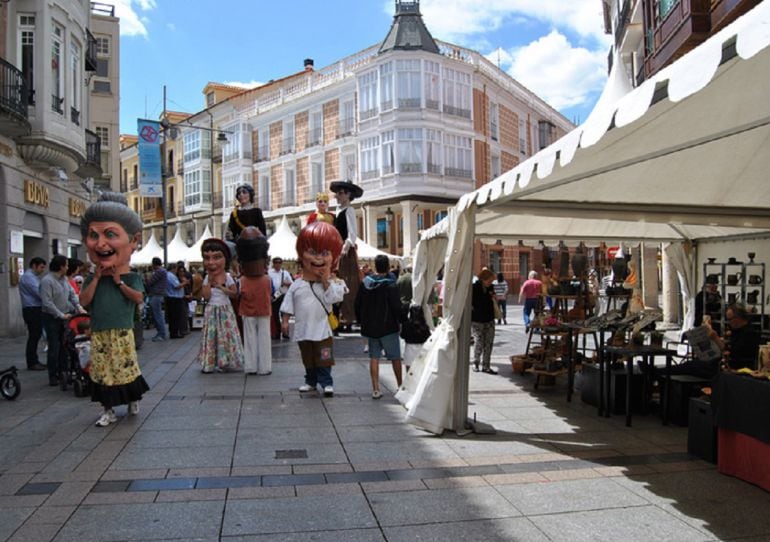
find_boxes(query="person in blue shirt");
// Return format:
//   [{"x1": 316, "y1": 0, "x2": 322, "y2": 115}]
[
  {"x1": 145, "y1": 257, "x2": 168, "y2": 341},
  {"x1": 19, "y1": 257, "x2": 47, "y2": 370}
]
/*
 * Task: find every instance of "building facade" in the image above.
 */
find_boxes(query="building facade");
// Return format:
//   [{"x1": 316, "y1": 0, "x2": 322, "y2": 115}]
[
  {"x1": 0, "y1": 0, "x2": 113, "y2": 337},
  {"x1": 126, "y1": 1, "x2": 573, "y2": 290}
]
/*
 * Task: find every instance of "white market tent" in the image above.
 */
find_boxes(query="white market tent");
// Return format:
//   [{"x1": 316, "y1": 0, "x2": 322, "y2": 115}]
[
  {"x1": 130, "y1": 232, "x2": 163, "y2": 267},
  {"x1": 166, "y1": 228, "x2": 190, "y2": 263},
  {"x1": 183, "y1": 225, "x2": 213, "y2": 263},
  {"x1": 267, "y1": 216, "x2": 298, "y2": 261},
  {"x1": 356, "y1": 239, "x2": 402, "y2": 263},
  {"x1": 398, "y1": 2, "x2": 770, "y2": 435}
]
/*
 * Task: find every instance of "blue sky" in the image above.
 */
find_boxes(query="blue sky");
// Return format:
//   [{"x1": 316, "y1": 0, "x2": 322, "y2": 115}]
[{"x1": 108, "y1": 0, "x2": 611, "y2": 135}]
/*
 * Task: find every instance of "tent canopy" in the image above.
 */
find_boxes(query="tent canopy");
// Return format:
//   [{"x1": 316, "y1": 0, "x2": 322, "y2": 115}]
[
  {"x1": 267, "y1": 216, "x2": 298, "y2": 261},
  {"x1": 356, "y1": 239, "x2": 401, "y2": 263},
  {"x1": 166, "y1": 228, "x2": 190, "y2": 263},
  {"x1": 183, "y1": 225, "x2": 213, "y2": 263},
  {"x1": 401, "y1": 3, "x2": 770, "y2": 435},
  {"x1": 130, "y1": 232, "x2": 163, "y2": 267}
]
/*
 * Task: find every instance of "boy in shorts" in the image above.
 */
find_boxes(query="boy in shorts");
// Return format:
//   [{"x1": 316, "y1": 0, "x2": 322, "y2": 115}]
[{"x1": 355, "y1": 254, "x2": 403, "y2": 399}]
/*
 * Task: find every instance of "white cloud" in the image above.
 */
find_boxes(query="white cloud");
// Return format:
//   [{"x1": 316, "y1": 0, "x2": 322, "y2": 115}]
[
  {"x1": 223, "y1": 81, "x2": 264, "y2": 90},
  {"x1": 100, "y1": 0, "x2": 157, "y2": 38},
  {"x1": 495, "y1": 30, "x2": 607, "y2": 110}
]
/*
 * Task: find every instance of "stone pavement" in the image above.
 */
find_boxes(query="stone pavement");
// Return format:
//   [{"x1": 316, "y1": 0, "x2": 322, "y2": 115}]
[{"x1": 1, "y1": 308, "x2": 770, "y2": 541}]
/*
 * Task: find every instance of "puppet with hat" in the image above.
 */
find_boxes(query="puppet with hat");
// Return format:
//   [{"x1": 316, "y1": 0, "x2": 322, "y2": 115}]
[
  {"x1": 329, "y1": 180, "x2": 364, "y2": 331},
  {"x1": 307, "y1": 192, "x2": 335, "y2": 226},
  {"x1": 280, "y1": 221, "x2": 348, "y2": 397},
  {"x1": 236, "y1": 226, "x2": 273, "y2": 375},
  {"x1": 197, "y1": 237, "x2": 244, "y2": 373}
]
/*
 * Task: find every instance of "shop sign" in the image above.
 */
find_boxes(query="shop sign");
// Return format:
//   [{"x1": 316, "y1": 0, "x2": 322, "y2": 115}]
[
  {"x1": 69, "y1": 198, "x2": 86, "y2": 217},
  {"x1": 607, "y1": 246, "x2": 620, "y2": 260},
  {"x1": 24, "y1": 179, "x2": 49, "y2": 208}
]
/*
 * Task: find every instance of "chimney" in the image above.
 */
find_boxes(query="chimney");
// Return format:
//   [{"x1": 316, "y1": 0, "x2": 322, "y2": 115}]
[{"x1": 304, "y1": 58, "x2": 314, "y2": 71}]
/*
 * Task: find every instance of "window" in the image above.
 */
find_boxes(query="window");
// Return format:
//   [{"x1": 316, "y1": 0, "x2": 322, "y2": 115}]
[
  {"x1": 70, "y1": 39, "x2": 81, "y2": 124},
  {"x1": 377, "y1": 218, "x2": 387, "y2": 248},
  {"x1": 184, "y1": 168, "x2": 211, "y2": 208},
  {"x1": 95, "y1": 58, "x2": 109, "y2": 77},
  {"x1": 360, "y1": 136, "x2": 379, "y2": 179},
  {"x1": 95, "y1": 36, "x2": 109, "y2": 56},
  {"x1": 51, "y1": 21, "x2": 64, "y2": 113},
  {"x1": 416, "y1": 212, "x2": 424, "y2": 231},
  {"x1": 426, "y1": 129, "x2": 441, "y2": 174},
  {"x1": 93, "y1": 80, "x2": 111, "y2": 93},
  {"x1": 397, "y1": 128, "x2": 423, "y2": 174},
  {"x1": 281, "y1": 119, "x2": 294, "y2": 154},
  {"x1": 443, "y1": 133, "x2": 472, "y2": 178},
  {"x1": 382, "y1": 130, "x2": 395, "y2": 174},
  {"x1": 222, "y1": 123, "x2": 241, "y2": 163},
  {"x1": 206, "y1": 92, "x2": 215, "y2": 107},
  {"x1": 435, "y1": 210, "x2": 448, "y2": 223},
  {"x1": 100, "y1": 150, "x2": 110, "y2": 175},
  {"x1": 18, "y1": 14, "x2": 35, "y2": 105},
  {"x1": 380, "y1": 61, "x2": 393, "y2": 111},
  {"x1": 95, "y1": 126, "x2": 109, "y2": 147},
  {"x1": 657, "y1": 0, "x2": 676, "y2": 19},
  {"x1": 442, "y1": 67, "x2": 471, "y2": 118},
  {"x1": 310, "y1": 158, "x2": 324, "y2": 195},
  {"x1": 518, "y1": 118, "x2": 527, "y2": 154},
  {"x1": 538, "y1": 120, "x2": 555, "y2": 150},
  {"x1": 308, "y1": 109, "x2": 323, "y2": 147},
  {"x1": 489, "y1": 102, "x2": 499, "y2": 141},
  {"x1": 184, "y1": 131, "x2": 201, "y2": 162},
  {"x1": 257, "y1": 127, "x2": 270, "y2": 161},
  {"x1": 284, "y1": 165, "x2": 296, "y2": 205},
  {"x1": 342, "y1": 153, "x2": 356, "y2": 181},
  {"x1": 358, "y1": 70, "x2": 378, "y2": 119},
  {"x1": 339, "y1": 100, "x2": 355, "y2": 137},
  {"x1": 396, "y1": 59, "x2": 421, "y2": 108},
  {"x1": 223, "y1": 173, "x2": 241, "y2": 207},
  {"x1": 491, "y1": 154, "x2": 501, "y2": 179},
  {"x1": 424, "y1": 60, "x2": 440, "y2": 110},
  {"x1": 258, "y1": 172, "x2": 271, "y2": 209}
]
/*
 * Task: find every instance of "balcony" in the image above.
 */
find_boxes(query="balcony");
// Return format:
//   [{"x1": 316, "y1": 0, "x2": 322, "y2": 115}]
[
  {"x1": 129, "y1": 176, "x2": 138, "y2": 191},
  {"x1": 443, "y1": 104, "x2": 471, "y2": 119},
  {"x1": 75, "y1": 129, "x2": 102, "y2": 178},
  {"x1": 52, "y1": 94, "x2": 64, "y2": 114},
  {"x1": 141, "y1": 206, "x2": 163, "y2": 223},
  {"x1": 256, "y1": 145, "x2": 270, "y2": 162},
  {"x1": 445, "y1": 167, "x2": 472, "y2": 179},
  {"x1": 0, "y1": 58, "x2": 31, "y2": 137},
  {"x1": 361, "y1": 169, "x2": 378, "y2": 180},
  {"x1": 307, "y1": 128, "x2": 323, "y2": 147},
  {"x1": 359, "y1": 108, "x2": 377, "y2": 121},
  {"x1": 399, "y1": 162, "x2": 422, "y2": 174},
  {"x1": 85, "y1": 29, "x2": 98, "y2": 71},
  {"x1": 397, "y1": 98, "x2": 420, "y2": 109},
  {"x1": 280, "y1": 137, "x2": 294, "y2": 155},
  {"x1": 427, "y1": 163, "x2": 442, "y2": 175},
  {"x1": 337, "y1": 117, "x2": 355, "y2": 138},
  {"x1": 425, "y1": 99, "x2": 439, "y2": 110},
  {"x1": 643, "y1": 0, "x2": 711, "y2": 76}
]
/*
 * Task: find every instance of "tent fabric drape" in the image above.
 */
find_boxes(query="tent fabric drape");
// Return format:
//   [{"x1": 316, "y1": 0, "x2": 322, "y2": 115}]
[
  {"x1": 665, "y1": 242, "x2": 696, "y2": 332},
  {"x1": 396, "y1": 205, "x2": 476, "y2": 434}
]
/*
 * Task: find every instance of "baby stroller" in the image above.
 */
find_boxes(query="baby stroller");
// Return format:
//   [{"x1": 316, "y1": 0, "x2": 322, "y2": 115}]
[
  {"x1": 61, "y1": 314, "x2": 92, "y2": 397},
  {"x1": 0, "y1": 366, "x2": 20, "y2": 400}
]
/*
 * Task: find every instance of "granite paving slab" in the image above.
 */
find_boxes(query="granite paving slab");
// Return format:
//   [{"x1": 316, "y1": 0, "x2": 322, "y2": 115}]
[
  {"x1": 222, "y1": 494, "x2": 376, "y2": 536},
  {"x1": 220, "y1": 528, "x2": 385, "y2": 541},
  {"x1": 235, "y1": 426, "x2": 340, "y2": 445},
  {"x1": 127, "y1": 428, "x2": 236, "y2": 448},
  {"x1": 343, "y1": 439, "x2": 462, "y2": 464},
  {"x1": 383, "y1": 517, "x2": 551, "y2": 542},
  {"x1": 236, "y1": 413, "x2": 333, "y2": 429},
  {"x1": 111, "y1": 445, "x2": 233, "y2": 470},
  {"x1": 233, "y1": 443, "x2": 348, "y2": 466},
  {"x1": 0, "y1": 506, "x2": 35, "y2": 541},
  {"x1": 368, "y1": 486, "x2": 522, "y2": 526}
]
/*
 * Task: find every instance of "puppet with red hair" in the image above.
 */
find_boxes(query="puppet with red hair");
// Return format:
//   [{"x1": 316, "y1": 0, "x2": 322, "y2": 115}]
[{"x1": 280, "y1": 221, "x2": 347, "y2": 397}]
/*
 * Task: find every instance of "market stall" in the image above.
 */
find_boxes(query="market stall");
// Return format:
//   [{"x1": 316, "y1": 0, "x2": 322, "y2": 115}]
[{"x1": 398, "y1": 3, "x2": 770, "y2": 434}]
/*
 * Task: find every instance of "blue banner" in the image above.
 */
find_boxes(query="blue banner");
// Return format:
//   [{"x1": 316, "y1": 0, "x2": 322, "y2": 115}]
[{"x1": 137, "y1": 119, "x2": 162, "y2": 198}]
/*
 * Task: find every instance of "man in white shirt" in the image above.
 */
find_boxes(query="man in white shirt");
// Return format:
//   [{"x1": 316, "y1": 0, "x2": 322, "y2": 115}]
[{"x1": 268, "y1": 257, "x2": 293, "y2": 339}]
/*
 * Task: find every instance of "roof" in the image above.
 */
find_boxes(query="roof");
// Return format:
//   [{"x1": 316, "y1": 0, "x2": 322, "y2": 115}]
[{"x1": 378, "y1": 0, "x2": 440, "y2": 55}]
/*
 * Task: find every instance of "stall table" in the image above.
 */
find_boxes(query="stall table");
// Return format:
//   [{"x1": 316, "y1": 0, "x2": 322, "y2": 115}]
[{"x1": 712, "y1": 372, "x2": 770, "y2": 491}]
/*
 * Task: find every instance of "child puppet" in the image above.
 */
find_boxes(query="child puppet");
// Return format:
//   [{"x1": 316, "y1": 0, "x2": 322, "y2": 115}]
[
  {"x1": 306, "y1": 192, "x2": 335, "y2": 226},
  {"x1": 79, "y1": 192, "x2": 149, "y2": 427},
  {"x1": 280, "y1": 221, "x2": 347, "y2": 397},
  {"x1": 236, "y1": 226, "x2": 272, "y2": 375},
  {"x1": 198, "y1": 238, "x2": 244, "y2": 373}
]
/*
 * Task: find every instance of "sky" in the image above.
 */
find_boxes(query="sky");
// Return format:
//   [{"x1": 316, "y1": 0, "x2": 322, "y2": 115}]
[{"x1": 106, "y1": 0, "x2": 611, "y2": 135}]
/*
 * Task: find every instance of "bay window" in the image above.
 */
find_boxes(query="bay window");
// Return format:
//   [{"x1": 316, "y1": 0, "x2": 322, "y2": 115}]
[
  {"x1": 382, "y1": 130, "x2": 395, "y2": 174},
  {"x1": 396, "y1": 59, "x2": 421, "y2": 108},
  {"x1": 51, "y1": 21, "x2": 64, "y2": 113},
  {"x1": 398, "y1": 128, "x2": 423, "y2": 174},
  {"x1": 380, "y1": 62, "x2": 393, "y2": 111},
  {"x1": 359, "y1": 70, "x2": 378, "y2": 120},
  {"x1": 360, "y1": 136, "x2": 379, "y2": 179},
  {"x1": 443, "y1": 67, "x2": 471, "y2": 118},
  {"x1": 426, "y1": 129, "x2": 442, "y2": 174},
  {"x1": 444, "y1": 134, "x2": 472, "y2": 178},
  {"x1": 424, "y1": 60, "x2": 440, "y2": 110}
]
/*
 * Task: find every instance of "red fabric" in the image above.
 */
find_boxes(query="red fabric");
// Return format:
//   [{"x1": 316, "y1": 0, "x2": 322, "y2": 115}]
[
  {"x1": 520, "y1": 279, "x2": 542, "y2": 299},
  {"x1": 718, "y1": 428, "x2": 770, "y2": 492},
  {"x1": 238, "y1": 276, "x2": 271, "y2": 317}
]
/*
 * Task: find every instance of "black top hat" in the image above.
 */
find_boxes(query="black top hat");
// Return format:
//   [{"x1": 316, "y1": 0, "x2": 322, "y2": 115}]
[
  {"x1": 329, "y1": 180, "x2": 363, "y2": 200},
  {"x1": 705, "y1": 274, "x2": 719, "y2": 285}
]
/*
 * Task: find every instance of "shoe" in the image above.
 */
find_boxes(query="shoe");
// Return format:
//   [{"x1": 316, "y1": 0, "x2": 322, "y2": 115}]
[
  {"x1": 152, "y1": 336, "x2": 166, "y2": 342},
  {"x1": 27, "y1": 363, "x2": 46, "y2": 371},
  {"x1": 95, "y1": 410, "x2": 117, "y2": 427},
  {"x1": 281, "y1": 333, "x2": 290, "y2": 339},
  {"x1": 504, "y1": 320, "x2": 508, "y2": 325},
  {"x1": 247, "y1": 371, "x2": 257, "y2": 375},
  {"x1": 482, "y1": 367, "x2": 499, "y2": 375},
  {"x1": 472, "y1": 365, "x2": 480, "y2": 372},
  {"x1": 372, "y1": 390, "x2": 382, "y2": 399},
  {"x1": 128, "y1": 402, "x2": 139, "y2": 415},
  {"x1": 299, "y1": 384, "x2": 314, "y2": 392},
  {"x1": 201, "y1": 367, "x2": 213, "y2": 374},
  {"x1": 323, "y1": 386, "x2": 334, "y2": 397},
  {"x1": 48, "y1": 377, "x2": 59, "y2": 386}
]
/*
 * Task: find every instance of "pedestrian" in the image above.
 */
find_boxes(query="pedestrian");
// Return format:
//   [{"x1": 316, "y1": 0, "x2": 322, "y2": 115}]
[
  {"x1": 280, "y1": 221, "x2": 346, "y2": 397},
  {"x1": 471, "y1": 268, "x2": 498, "y2": 374},
  {"x1": 67, "y1": 258, "x2": 84, "y2": 294},
  {"x1": 19, "y1": 257, "x2": 47, "y2": 371},
  {"x1": 330, "y1": 180, "x2": 364, "y2": 332},
  {"x1": 518, "y1": 270, "x2": 543, "y2": 331},
  {"x1": 197, "y1": 238, "x2": 244, "y2": 373},
  {"x1": 78, "y1": 192, "x2": 149, "y2": 426},
  {"x1": 396, "y1": 266, "x2": 413, "y2": 308},
  {"x1": 236, "y1": 226, "x2": 273, "y2": 375},
  {"x1": 355, "y1": 254, "x2": 403, "y2": 399},
  {"x1": 492, "y1": 272, "x2": 509, "y2": 325},
  {"x1": 145, "y1": 257, "x2": 168, "y2": 341},
  {"x1": 165, "y1": 262, "x2": 188, "y2": 338},
  {"x1": 268, "y1": 257, "x2": 293, "y2": 339},
  {"x1": 176, "y1": 261, "x2": 192, "y2": 335},
  {"x1": 41, "y1": 254, "x2": 86, "y2": 386}
]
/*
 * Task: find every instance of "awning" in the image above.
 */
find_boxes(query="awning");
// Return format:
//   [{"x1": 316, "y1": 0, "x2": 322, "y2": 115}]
[
  {"x1": 130, "y1": 233, "x2": 163, "y2": 267},
  {"x1": 267, "y1": 216, "x2": 298, "y2": 261},
  {"x1": 166, "y1": 228, "x2": 191, "y2": 263}
]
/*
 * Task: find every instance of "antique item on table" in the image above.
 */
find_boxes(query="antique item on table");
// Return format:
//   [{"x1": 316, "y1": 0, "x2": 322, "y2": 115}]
[
  {"x1": 727, "y1": 273, "x2": 741, "y2": 286},
  {"x1": 746, "y1": 290, "x2": 760, "y2": 305},
  {"x1": 748, "y1": 275, "x2": 763, "y2": 285},
  {"x1": 748, "y1": 252, "x2": 756, "y2": 263},
  {"x1": 727, "y1": 256, "x2": 740, "y2": 265}
]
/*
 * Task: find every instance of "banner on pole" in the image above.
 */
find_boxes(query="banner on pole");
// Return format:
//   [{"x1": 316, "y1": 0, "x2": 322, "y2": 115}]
[{"x1": 137, "y1": 119, "x2": 162, "y2": 198}]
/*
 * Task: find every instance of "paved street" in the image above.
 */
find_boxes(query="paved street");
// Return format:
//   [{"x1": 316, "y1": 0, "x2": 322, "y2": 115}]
[{"x1": 1, "y1": 307, "x2": 770, "y2": 541}]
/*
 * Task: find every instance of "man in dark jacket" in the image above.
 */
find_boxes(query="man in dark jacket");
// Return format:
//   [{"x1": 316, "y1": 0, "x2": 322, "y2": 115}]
[
  {"x1": 145, "y1": 257, "x2": 168, "y2": 341},
  {"x1": 355, "y1": 255, "x2": 402, "y2": 399}
]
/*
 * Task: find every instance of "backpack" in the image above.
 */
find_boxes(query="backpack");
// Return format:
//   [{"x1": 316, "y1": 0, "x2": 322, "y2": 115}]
[{"x1": 400, "y1": 305, "x2": 431, "y2": 344}]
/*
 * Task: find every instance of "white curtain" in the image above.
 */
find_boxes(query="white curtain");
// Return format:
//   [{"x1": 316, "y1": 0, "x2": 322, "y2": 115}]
[
  {"x1": 396, "y1": 205, "x2": 476, "y2": 434},
  {"x1": 664, "y1": 241, "x2": 696, "y2": 331},
  {"x1": 410, "y1": 231, "x2": 448, "y2": 330}
]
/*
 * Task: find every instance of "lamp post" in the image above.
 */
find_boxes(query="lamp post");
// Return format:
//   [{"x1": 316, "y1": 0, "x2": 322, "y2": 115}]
[{"x1": 385, "y1": 206, "x2": 394, "y2": 252}]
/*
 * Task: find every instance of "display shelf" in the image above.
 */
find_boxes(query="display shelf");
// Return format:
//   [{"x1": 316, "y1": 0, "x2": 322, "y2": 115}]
[{"x1": 703, "y1": 261, "x2": 765, "y2": 333}]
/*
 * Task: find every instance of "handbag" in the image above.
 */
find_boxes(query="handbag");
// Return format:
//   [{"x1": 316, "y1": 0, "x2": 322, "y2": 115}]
[
  {"x1": 310, "y1": 282, "x2": 339, "y2": 331},
  {"x1": 492, "y1": 298, "x2": 502, "y2": 320}
]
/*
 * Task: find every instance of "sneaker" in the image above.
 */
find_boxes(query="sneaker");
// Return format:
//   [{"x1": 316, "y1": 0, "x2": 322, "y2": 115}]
[
  {"x1": 472, "y1": 364, "x2": 480, "y2": 372},
  {"x1": 128, "y1": 401, "x2": 139, "y2": 415},
  {"x1": 95, "y1": 410, "x2": 117, "y2": 427},
  {"x1": 482, "y1": 367, "x2": 499, "y2": 375},
  {"x1": 372, "y1": 390, "x2": 382, "y2": 400},
  {"x1": 298, "y1": 384, "x2": 314, "y2": 392},
  {"x1": 201, "y1": 367, "x2": 213, "y2": 374},
  {"x1": 152, "y1": 336, "x2": 166, "y2": 342},
  {"x1": 323, "y1": 386, "x2": 334, "y2": 397}
]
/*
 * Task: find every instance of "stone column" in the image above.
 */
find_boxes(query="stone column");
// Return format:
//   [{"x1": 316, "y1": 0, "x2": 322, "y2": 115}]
[
  {"x1": 364, "y1": 204, "x2": 378, "y2": 248},
  {"x1": 400, "y1": 200, "x2": 417, "y2": 257}
]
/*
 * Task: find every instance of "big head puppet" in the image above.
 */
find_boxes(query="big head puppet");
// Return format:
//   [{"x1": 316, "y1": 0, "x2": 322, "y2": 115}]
[
  {"x1": 235, "y1": 226, "x2": 270, "y2": 277},
  {"x1": 296, "y1": 221, "x2": 343, "y2": 283},
  {"x1": 81, "y1": 192, "x2": 142, "y2": 275}
]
